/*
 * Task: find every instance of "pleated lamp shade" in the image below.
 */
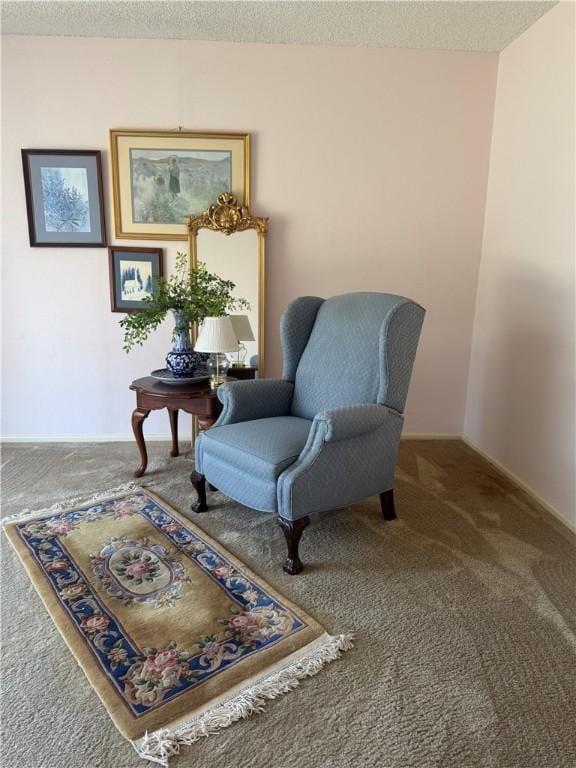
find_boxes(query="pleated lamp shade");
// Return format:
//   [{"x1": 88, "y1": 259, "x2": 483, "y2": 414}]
[
  {"x1": 229, "y1": 314, "x2": 255, "y2": 342},
  {"x1": 194, "y1": 317, "x2": 239, "y2": 353}
]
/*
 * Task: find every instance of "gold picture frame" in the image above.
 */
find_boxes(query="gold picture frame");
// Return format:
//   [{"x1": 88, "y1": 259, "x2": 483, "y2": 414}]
[{"x1": 110, "y1": 130, "x2": 250, "y2": 241}]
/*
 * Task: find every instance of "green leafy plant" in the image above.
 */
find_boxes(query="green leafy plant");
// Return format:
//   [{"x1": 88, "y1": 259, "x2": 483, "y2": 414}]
[{"x1": 120, "y1": 251, "x2": 249, "y2": 352}]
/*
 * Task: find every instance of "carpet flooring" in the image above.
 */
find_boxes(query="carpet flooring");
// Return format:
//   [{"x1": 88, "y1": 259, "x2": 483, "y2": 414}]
[{"x1": 1, "y1": 439, "x2": 575, "y2": 768}]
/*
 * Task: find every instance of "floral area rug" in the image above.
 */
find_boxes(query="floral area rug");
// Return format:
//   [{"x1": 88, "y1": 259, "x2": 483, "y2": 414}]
[{"x1": 3, "y1": 485, "x2": 352, "y2": 765}]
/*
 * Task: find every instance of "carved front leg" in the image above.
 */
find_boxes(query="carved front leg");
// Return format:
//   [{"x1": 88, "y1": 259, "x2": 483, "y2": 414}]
[
  {"x1": 131, "y1": 408, "x2": 150, "y2": 478},
  {"x1": 190, "y1": 470, "x2": 208, "y2": 513},
  {"x1": 278, "y1": 516, "x2": 310, "y2": 575}
]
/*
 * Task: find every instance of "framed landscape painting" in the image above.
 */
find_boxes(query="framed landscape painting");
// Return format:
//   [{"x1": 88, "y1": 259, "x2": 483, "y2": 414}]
[
  {"x1": 108, "y1": 246, "x2": 163, "y2": 313},
  {"x1": 110, "y1": 130, "x2": 250, "y2": 240},
  {"x1": 22, "y1": 150, "x2": 106, "y2": 247}
]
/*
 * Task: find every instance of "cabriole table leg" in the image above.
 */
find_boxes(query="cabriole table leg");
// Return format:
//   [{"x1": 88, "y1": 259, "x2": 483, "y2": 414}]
[{"x1": 131, "y1": 408, "x2": 150, "y2": 478}]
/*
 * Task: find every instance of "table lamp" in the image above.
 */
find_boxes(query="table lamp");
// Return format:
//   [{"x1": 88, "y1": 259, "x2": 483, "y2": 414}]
[
  {"x1": 194, "y1": 316, "x2": 239, "y2": 389},
  {"x1": 229, "y1": 314, "x2": 255, "y2": 368}
]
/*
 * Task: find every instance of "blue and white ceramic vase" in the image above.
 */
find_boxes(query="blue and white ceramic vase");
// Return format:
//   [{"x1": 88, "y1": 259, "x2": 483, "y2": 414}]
[{"x1": 165, "y1": 309, "x2": 201, "y2": 378}]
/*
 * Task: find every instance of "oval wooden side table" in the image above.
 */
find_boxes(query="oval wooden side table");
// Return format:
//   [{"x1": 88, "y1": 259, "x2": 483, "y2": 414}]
[
  {"x1": 129, "y1": 377, "x2": 221, "y2": 478},
  {"x1": 129, "y1": 370, "x2": 257, "y2": 478}
]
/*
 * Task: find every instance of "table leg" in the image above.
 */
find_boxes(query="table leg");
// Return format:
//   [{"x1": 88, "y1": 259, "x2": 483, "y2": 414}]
[
  {"x1": 131, "y1": 408, "x2": 150, "y2": 478},
  {"x1": 168, "y1": 408, "x2": 179, "y2": 457}
]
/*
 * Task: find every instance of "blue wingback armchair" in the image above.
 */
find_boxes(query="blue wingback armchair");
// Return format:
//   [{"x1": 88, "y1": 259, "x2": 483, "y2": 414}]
[{"x1": 191, "y1": 292, "x2": 425, "y2": 574}]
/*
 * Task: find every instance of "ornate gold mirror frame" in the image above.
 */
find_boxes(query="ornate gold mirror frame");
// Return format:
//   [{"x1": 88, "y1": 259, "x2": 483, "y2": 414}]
[{"x1": 187, "y1": 192, "x2": 268, "y2": 376}]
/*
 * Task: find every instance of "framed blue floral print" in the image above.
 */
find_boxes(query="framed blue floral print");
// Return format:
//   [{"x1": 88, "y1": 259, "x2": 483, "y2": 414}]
[{"x1": 22, "y1": 149, "x2": 107, "y2": 247}]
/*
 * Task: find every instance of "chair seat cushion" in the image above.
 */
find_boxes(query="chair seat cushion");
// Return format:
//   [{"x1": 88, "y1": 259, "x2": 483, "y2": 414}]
[{"x1": 201, "y1": 416, "x2": 312, "y2": 484}]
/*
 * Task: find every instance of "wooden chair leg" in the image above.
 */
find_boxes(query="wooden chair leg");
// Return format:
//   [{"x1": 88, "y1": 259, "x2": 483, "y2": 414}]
[
  {"x1": 190, "y1": 470, "x2": 208, "y2": 513},
  {"x1": 380, "y1": 489, "x2": 396, "y2": 521},
  {"x1": 278, "y1": 516, "x2": 310, "y2": 575}
]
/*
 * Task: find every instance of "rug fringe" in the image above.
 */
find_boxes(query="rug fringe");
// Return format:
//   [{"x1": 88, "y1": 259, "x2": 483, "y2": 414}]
[
  {"x1": 133, "y1": 632, "x2": 354, "y2": 766},
  {"x1": 1, "y1": 481, "x2": 155, "y2": 525}
]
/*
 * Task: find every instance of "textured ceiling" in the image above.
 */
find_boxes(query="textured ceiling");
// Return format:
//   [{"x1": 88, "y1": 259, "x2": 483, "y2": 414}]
[{"x1": 1, "y1": 1, "x2": 559, "y2": 53}]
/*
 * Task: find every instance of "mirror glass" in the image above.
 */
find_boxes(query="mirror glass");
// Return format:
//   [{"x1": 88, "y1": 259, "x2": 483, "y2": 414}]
[{"x1": 196, "y1": 228, "x2": 260, "y2": 369}]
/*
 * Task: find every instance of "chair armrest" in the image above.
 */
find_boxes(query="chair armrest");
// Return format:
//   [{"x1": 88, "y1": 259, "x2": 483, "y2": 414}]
[
  {"x1": 314, "y1": 404, "x2": 400, "y2": 443},
  {"x1": 215, "y1": 379, "x2": 294, "y2": 426},
  {"x1": 277, "y1": 404, "x2": 404, "y2": 520}
]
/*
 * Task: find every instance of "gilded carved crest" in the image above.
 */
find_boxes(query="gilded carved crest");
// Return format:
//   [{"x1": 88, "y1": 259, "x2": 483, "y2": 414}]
[{"x1": 187, "y1": 193, "x2": 268, "y2": 236}]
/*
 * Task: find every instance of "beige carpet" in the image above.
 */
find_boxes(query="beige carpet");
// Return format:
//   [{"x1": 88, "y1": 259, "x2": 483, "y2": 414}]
[{"x1": 1, "y1": 439, "x2": 575, "y2": 768}]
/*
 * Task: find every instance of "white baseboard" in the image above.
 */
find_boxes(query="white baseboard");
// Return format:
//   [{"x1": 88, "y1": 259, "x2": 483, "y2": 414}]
[
  {"x1": 462, "y1": 436, "x2": 576, "y2": 534},
  {"x1": 3, "y1": 432, "x2": 460, "y2": 444},
  {"x1": 402, "y1": 433, "x2": 461, "y2": 440},
  {"x1": 1, "y1": 435, "x2": 174, "y2": 443}
]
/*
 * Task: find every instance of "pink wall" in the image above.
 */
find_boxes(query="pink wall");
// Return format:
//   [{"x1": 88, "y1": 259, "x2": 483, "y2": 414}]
[
  {"x1": 464, "y1": 2, "x2": 575, "y2": 525},
  {"x1": 1, "y1": 36, "x2": 497, "y2": 438}
]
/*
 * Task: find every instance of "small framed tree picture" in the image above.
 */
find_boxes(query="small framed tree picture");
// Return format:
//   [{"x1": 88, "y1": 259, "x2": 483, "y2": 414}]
[
  {"x1": 21, "y1": 149, "x2": 107, "y2": 247},
  {"x1": 108, "y1": 246, "x2": 163, "y2": 313}
]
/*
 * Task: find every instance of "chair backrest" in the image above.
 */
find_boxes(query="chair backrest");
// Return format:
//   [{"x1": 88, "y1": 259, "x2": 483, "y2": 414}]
[{"x1": 281, "y1": 292, "x2": 425, "y2": 420}]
